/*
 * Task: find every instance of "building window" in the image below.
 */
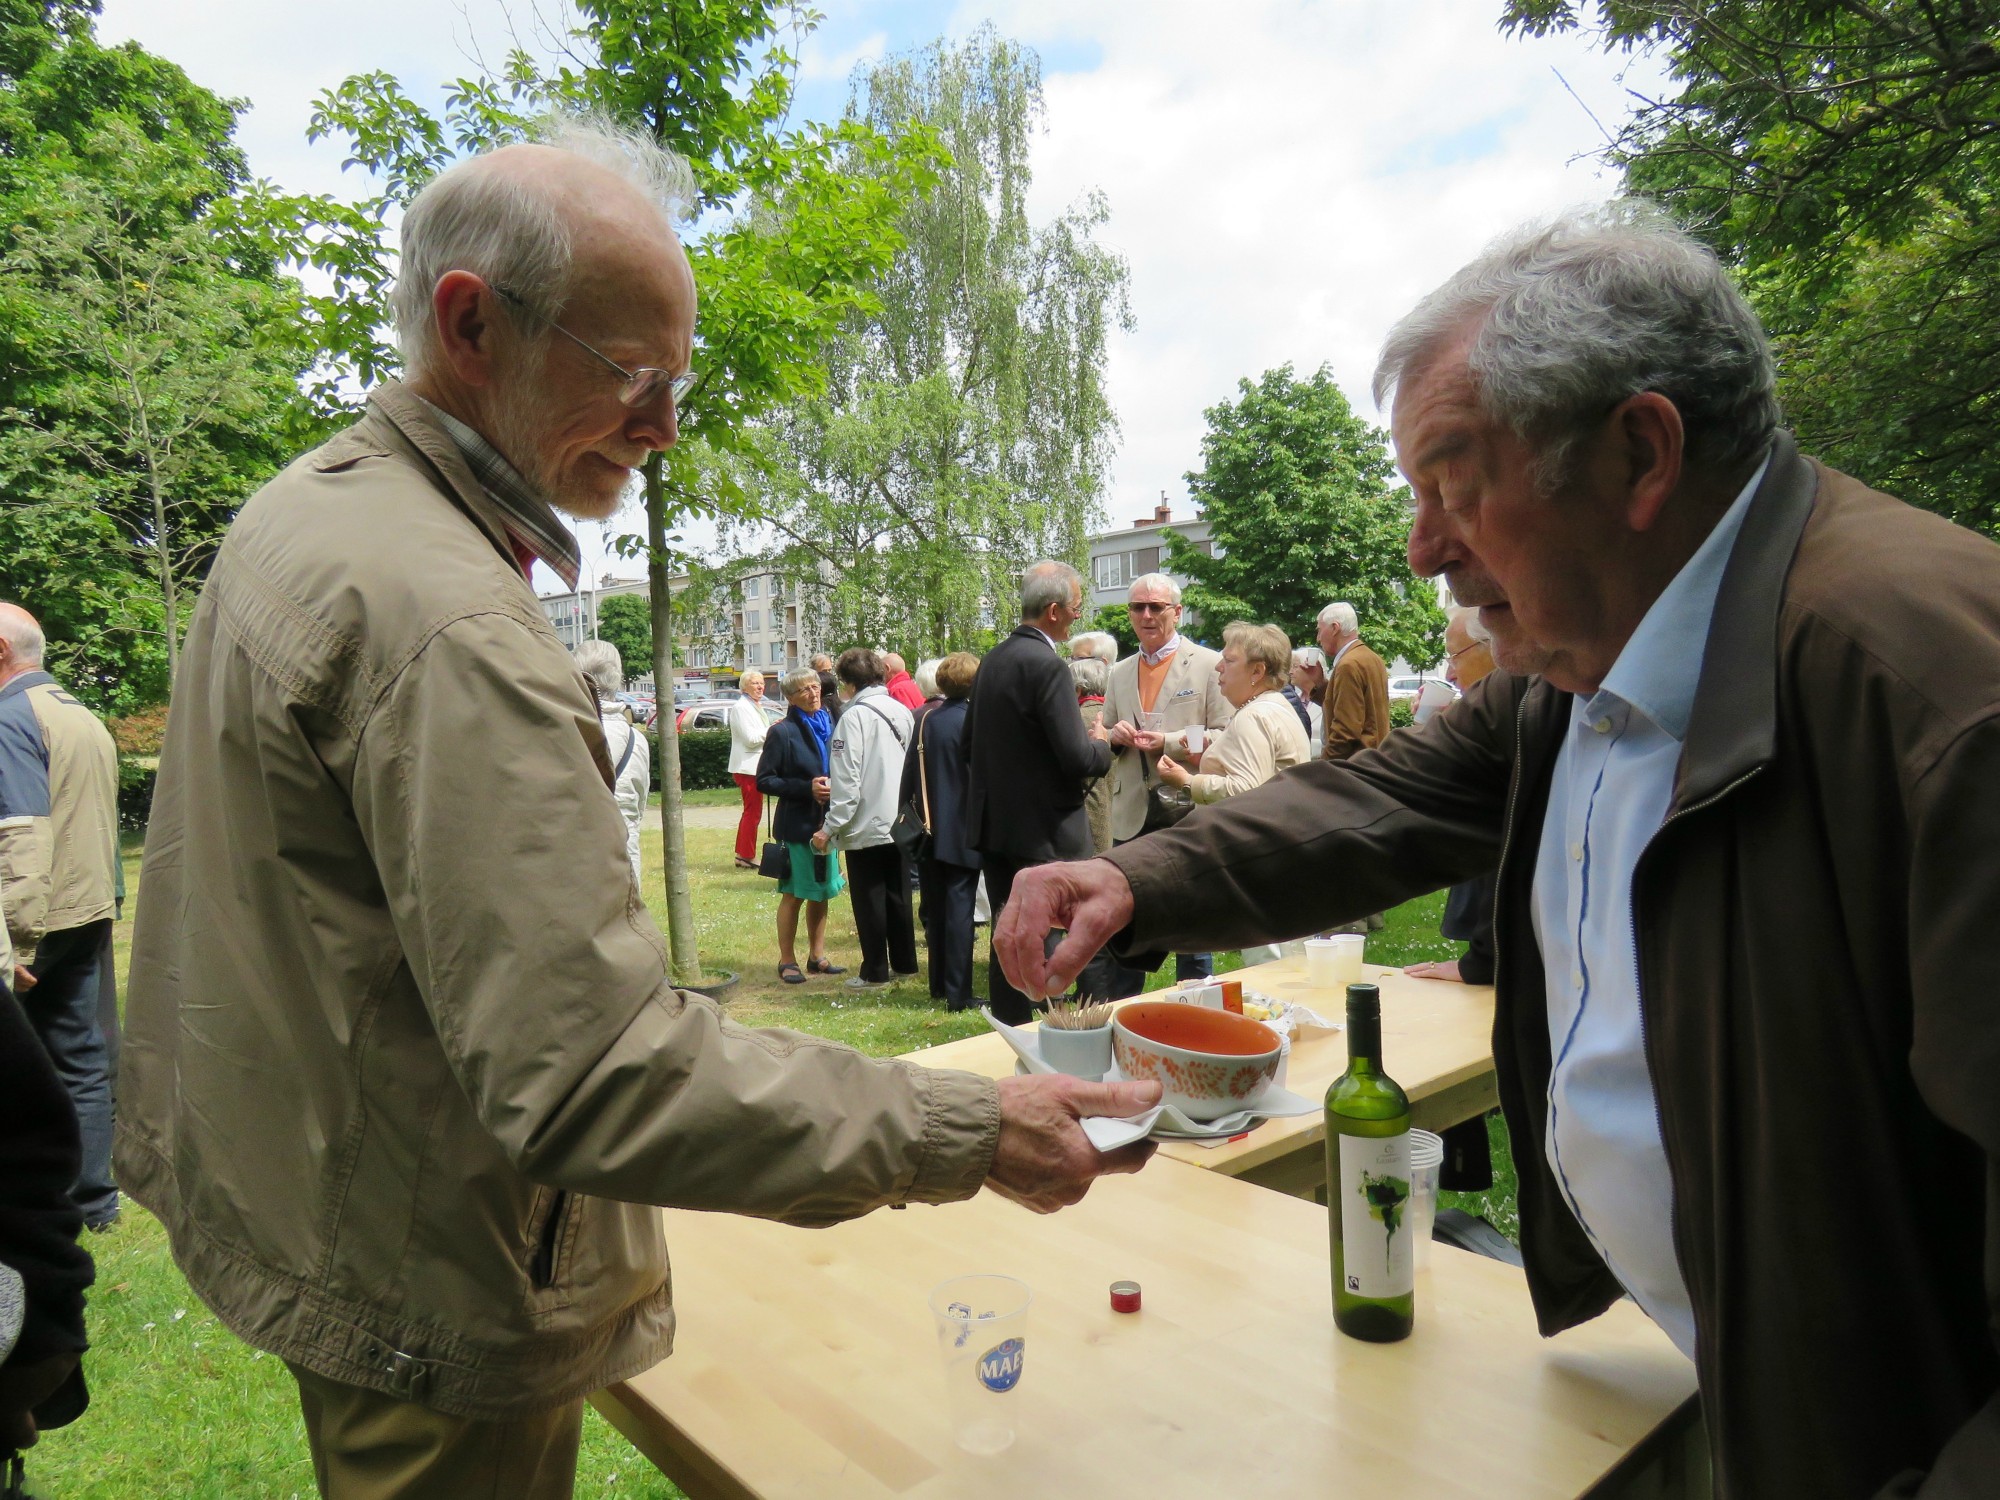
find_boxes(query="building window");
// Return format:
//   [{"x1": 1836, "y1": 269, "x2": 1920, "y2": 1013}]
[
  {"x1": 1093, "y1": 553, "x2": 1124, "y2": 592},
  {"x1": 746, "y1": 609, "x2": 760, "y2": 631},
  {"x1": 744, "y1": 577, "x2": 761, "y2": 599},
  {"x1": 745, "y1": 642, "x2": 760, "y2": 665},
  {"x1": 1132, "y1": 546, "x2": 1160, "y2": 576}
]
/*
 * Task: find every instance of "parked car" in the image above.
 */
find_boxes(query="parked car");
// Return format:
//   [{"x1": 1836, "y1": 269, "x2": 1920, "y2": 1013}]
[
  {"x1": 1387, "y1": 674, "x2": 1455, "y2": 703},
  {"x1": 675, "y1": 698, "x2": 785, "y2": 733}
]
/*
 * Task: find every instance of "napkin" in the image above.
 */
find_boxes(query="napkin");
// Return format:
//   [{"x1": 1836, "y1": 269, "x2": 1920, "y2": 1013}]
[{"x1": 982, "y1": 1010, "x2": 1318, "y2": 1150}]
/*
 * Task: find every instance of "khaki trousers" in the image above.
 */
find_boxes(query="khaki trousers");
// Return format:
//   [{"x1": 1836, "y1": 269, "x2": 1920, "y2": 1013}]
[{"x1": 288, "y1": 1363, "x2": 584, "y2": 1500}]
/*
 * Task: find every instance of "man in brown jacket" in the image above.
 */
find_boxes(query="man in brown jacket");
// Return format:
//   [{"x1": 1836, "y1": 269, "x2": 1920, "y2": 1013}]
[
  {"x1": 997, "y1": 205, "x2": 2000, "y2": 1499},
  {"x1": 1315, "y1": 600, "x2": 1390, "y2": 760},
  {"x1": 118, "y1": 122, "x2": 1157, "y2": 1498}
]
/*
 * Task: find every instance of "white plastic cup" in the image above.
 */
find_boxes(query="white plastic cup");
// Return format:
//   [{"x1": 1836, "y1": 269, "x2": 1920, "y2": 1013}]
[
  {"x1": 1408, "y1": 1129, "x2": 1444, "y2": 1272},
  {"x1": 1327, "y1": 933, "x2": 1366, "y2": 990},
  {"x1": 1184, "y1": 722, "x2": 1206, "y2": 755},
  {"x1": 930, "y1": 1275, "x2": 1031, "y2": 1455},
  {"x1": 1303, "y1": 937, "x2": 1338, "y2": 988}
]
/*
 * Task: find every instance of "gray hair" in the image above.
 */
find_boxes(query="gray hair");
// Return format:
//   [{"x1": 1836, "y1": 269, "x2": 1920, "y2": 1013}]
[
  {"x1": 1127, "y1": 572, "x2": 1182, "y2": 605},
  {"x1": 1069, "y1": 655, "x2": 1108, "y2": 698},
  {"x1": 913, "y1": 657, "x2": 942, "y2": 698},
  {"x1": 1069, "y1": 631, "x2": 1118, "y2": 663},
  {"x1": 0, "y1": 605, "x2": 45, "y2": 666},
  {"x1": 779, "y1": 666, "x2": 820, "y2": 699},
  {"x1": 1317, "y1": 601, "x2": 1357, "y2": 635},
  {"x1": 393, "y1": 114, "x2": 696, "y2": 377},
  {"x1": 1373, "y1": 201, "x2": 1780, "y2": 491},
  {"x1": 1449, "y1": 604, "x2": 1492, "y2": 644},
  {"x1": 572, "y1": 639, "x2": 624, "y2": 697},
  {"x1": 1020, "y1": 560, "x2": 1083, "y2": 621},
  {"x1": 1291, "y1": 645, "x2": 1326, "y2": 672}
]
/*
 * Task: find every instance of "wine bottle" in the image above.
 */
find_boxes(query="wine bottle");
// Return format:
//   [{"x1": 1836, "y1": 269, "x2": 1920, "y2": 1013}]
[{"x1": 1326, "y1": 981, "x2": 1414, "y2": 1341}]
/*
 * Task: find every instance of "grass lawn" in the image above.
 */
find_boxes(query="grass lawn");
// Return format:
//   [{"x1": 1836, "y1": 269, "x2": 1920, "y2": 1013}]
[{"x1": 35, "y1": 816, "x2": 1515, "y2": 1496}]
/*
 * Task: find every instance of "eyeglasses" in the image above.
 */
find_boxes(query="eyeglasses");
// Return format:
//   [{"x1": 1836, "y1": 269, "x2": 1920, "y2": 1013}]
[
  {"x1": 1447, "y1": 640, "x2": 1486, "y2": 661},
  {"x1": 491, "y1": 284, "x2": 695, "y2": 409},
  {"x1": 1128, "y1": 601, "x2": 1178, "y2": 614}
]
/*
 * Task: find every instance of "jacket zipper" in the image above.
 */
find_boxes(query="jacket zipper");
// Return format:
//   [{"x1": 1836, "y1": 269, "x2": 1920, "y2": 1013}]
[
  {"x1": 1628, "y1": 764, "x2": 1765, "y2": 1380},
  {"x1": 529, "y1": 1190, "x2": 570, "y2": 1290}
]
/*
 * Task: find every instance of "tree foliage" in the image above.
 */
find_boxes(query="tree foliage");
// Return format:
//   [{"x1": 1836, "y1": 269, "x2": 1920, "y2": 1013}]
[
  {"x1": 595, "y1": 592, "x2": 654, "y2": 681},
  {"x1": 0, "y1": 2, "x2": 320, "y2": 711},
  {"x1": 742, "y1": 26, "x2": 1133, "y2": 657},
  {"x1": 1166, "y1": 365, "x2": 1444, "y2": 670},
  {"x1": 1503, "y1": 0, "x2": 2000, "y2": 533}
]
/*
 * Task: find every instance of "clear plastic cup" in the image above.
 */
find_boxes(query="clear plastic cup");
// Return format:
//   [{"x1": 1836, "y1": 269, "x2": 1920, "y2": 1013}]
[
  {"x1": 1408, "y1": 1129, "x2": 1444, "y2": 1272},
  {"x1": 930, "y1": 1274, "x2": 1031, "y2": 1455},
  {"x1": 1184, "y1": 722, "x2": 1206, "y2": 755},
  {"x1": 1327, "y1": 933, "x2": 1366, "y2": 989}
]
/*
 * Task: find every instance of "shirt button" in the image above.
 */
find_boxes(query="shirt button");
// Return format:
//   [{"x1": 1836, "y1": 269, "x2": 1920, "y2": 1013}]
[
  {"x1": 1593, "y1": 716, "x2": 1613, "y2": 734},
  {"x1": 1571, "y1": 968, "x2": 1584, "y2": 989},
  {"x1": 1569, "y1": 842, "x2": 1584, "y2": 862}
]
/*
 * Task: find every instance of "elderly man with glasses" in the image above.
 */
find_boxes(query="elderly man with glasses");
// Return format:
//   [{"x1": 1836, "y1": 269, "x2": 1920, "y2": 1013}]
[
  {"x1": 116, "y1": 120, "x2": 1159, "y2": 1497},
  {"x1": 1100, "y1": 572, "x2": 1232, "y2": 994}
]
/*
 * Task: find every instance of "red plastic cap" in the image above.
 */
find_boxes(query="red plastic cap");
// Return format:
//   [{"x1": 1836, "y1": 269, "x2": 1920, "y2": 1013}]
[{"x1": 1109, "y1": 1280, "x2": 1142, "y2": 1313}]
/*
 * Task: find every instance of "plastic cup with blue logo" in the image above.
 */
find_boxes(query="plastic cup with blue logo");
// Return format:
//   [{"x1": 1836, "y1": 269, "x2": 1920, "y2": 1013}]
[{"x1": 929, "y1": 1274, "x2": 1032, "y2": 1455}]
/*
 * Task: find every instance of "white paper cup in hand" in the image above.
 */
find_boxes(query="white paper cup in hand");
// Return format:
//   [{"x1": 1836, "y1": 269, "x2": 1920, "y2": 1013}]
[
  {"x1": 1409, "y1": 1129, "x2": 1444, "y2": 1272},
  {"x1": 1184, "y1": 723, "x2": 1206, "y2": 755},
  {"x1": 930, "y1": 1275, "x2": 1031, "y2": 1455}
]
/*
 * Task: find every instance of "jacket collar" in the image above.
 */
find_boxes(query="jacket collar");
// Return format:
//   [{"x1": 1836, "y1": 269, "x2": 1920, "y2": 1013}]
[
  {"x1": 0, "y1": 670, "x2": 52, "y2": 704},
  {"x1": 329, "y1": 382, "x2": 526, "y2": 582},
  {"x1": 1674, "y1": 430, "x2": 1817, "y2": 808}
]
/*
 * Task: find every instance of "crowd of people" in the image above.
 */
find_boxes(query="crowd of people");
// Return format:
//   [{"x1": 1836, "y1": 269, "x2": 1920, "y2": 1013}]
[
  {"x1": 3, "y1": 116, "x2": 1993, "y2": 1500},
  {"x1": 740, "y1": 563, "x2": 1432, "y2": 1024}
]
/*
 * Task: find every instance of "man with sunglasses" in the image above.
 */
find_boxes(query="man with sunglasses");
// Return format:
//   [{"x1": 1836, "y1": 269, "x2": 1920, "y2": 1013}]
[
  {"x1": 1101, "y1": 571, "x2": 1232, "y2": 993},
  {"x1": 116, "y1": 124, "x2": 1160, "y2": 1498}
]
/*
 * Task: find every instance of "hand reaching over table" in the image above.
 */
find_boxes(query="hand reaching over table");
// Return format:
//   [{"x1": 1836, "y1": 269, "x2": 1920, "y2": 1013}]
[
  {"x1": 994, "y1": 858, "x2": 1134, "y2": 1004},
  {"x1": 987, "y1": 1073, "x2": 1162, "y2": 1212}
]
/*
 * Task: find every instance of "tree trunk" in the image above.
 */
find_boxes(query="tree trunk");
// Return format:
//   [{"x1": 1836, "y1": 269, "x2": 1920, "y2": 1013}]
[
  {"x1": 145, "y1": 448, "x2": 178, "y2": 686},
  {"x1": 645, "y1": 455, "x2": 704, "y2": 986}
]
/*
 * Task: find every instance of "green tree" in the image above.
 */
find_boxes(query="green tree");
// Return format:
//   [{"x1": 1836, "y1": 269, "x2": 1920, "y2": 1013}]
[
  {"x1": 0, "y1": 3, "x2": 321, "y2": 710},
  {"x1": 596, "y1": 592, "x2": 654, "y2": 681},
  {"x1": 745, "y1": 26, "x2": 1133, "y2": 656},
  {"x1": 1167, "y1": 365, "x2": 1444, "y2": 670},
  {"x1": 1502, "y1": 0, "x2": 2000, "y2": 534},
  {"x1": 307, "y1": 1, "x2": 943, "y2": 983}
]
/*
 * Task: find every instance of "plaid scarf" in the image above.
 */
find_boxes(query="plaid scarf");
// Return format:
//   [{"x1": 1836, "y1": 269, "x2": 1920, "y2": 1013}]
[{"x1": 418, "y1": 398, "x2": 583, "y2": 590}]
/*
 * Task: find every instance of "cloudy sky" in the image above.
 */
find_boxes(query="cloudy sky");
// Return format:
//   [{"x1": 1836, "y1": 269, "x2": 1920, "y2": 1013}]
[{"x1": 97, "y1": 0, "x2": 1660, "y2": 587}]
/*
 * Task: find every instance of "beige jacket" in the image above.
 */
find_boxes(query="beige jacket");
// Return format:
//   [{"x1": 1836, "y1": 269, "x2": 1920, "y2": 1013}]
[
  {"x1": 0, "y1": 672, "x2": 119, "y2": 960},
  {"x1": 1103, "y1": 640, "x2": 1233, "y2": 841},
  {"x1": 1186, "y1": 689, "x2": 1312, "y2": 803},
  {"x1": 117, "y1": 385, "x2": 1001, "y2": 1418}
]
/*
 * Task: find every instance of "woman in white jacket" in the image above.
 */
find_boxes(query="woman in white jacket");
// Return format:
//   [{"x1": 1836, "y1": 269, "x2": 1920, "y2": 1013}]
[
  {"x1": 727, "y1": 671, "x2": 772, "y2": 869},
  {"x1": 575, "y1": 642, "x2": 651, "y2": 889}
]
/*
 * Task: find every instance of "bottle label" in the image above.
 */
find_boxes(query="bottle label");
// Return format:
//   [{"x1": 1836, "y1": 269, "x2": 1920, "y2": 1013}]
[{"x1": 1339, "y1": 1131, "x2": 1414, "y2": 1299}]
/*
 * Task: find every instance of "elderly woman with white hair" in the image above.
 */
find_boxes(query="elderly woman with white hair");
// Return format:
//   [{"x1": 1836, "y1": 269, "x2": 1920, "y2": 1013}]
[
  {"x1": 574, "y1": 640, "x2": 649, "y2": 887},
  {"x1": 726, "y1": 669, "x2": 771, "y2": 870},
  {"x1": 1153, "y1": 622, "x2": 1310, "y2": 805}
]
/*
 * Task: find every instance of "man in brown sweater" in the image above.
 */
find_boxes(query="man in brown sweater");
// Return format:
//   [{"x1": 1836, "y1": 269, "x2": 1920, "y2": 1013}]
[{"x1": 1315, "y1": 601, "x2": 1390, "y2": 759}]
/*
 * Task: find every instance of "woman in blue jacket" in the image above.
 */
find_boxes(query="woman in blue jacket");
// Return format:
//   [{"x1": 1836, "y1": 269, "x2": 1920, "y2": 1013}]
[{"x1": 755, "y1": 668, "x2": 847, "y2": 984}]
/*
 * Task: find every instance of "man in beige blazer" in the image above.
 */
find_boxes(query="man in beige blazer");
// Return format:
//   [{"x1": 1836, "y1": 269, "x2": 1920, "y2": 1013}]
[{"x1": 1101, "y1": 572, "x2": 1232, "y2": 990}]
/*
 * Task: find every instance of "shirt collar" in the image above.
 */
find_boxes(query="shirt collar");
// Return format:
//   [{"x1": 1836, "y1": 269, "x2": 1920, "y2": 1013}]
[
  {"x1": 415, "y1": 397, "x2": 583, "y2": 590},
  {"x1": 1138, "y1": 632, "x2": 1183, "y2": 667},
  {"x1": 1330, "y1": 637, "x2": 1359, "y2": 669},
  {"x1": 1595, "y1": 449, "x2": 1772, "y2": 742},
  {"x1": 0, "y1": 670, "x2": 52, "y2": 703},
  {"x1": 1028, "y1": 625, "x2": 1064, "y2": 653}
]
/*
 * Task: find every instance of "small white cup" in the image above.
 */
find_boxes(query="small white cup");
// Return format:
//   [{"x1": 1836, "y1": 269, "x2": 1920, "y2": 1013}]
[
  {"x1": 1037, "y1": 1022, "x2": 1112, "y2": 1082},
  {"x1": 1184, "y1": 722, "x2": 1206, "y2": 755},
  {"x1": 1408, "y1": 1129, "x2": 1444, "y2": 1272},
  {"x1": 1327, "y1": 933, "x2": 1366, "y2": 990}
]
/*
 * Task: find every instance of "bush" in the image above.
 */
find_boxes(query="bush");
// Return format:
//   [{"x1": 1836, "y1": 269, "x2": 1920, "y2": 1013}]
[
  {"x1": 658, "y1": 726, "x2": 734, "y2": 791},
  {"x1": 108, "y1": 704, "x2": 168, "y2": 756},
  {"x1": 118, "y1": 756, "x2": 157, "y2": 832},
  {"x1": 1389, "y1": 699, "x2": 1417, "y2": 731}
]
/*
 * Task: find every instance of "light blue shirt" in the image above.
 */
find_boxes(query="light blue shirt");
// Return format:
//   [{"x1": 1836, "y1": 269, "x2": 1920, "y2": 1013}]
[{"x1": 1530, "y1": 453, "x2": 1769, "y2": 1361}]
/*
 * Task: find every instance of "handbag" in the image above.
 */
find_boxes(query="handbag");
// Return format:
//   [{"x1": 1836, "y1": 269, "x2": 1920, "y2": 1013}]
[
  {"x1": 757, "y1": 787, "x2": 791, "y2": 880},
  {"x1": 890, "y1": 709, "x2": 933, "y2": 861}
]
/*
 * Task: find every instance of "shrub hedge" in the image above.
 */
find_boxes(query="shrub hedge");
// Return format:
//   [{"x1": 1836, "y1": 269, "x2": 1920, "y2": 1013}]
[{"x1": 659, "y1": 726, "x2": 734, "y2": 791}]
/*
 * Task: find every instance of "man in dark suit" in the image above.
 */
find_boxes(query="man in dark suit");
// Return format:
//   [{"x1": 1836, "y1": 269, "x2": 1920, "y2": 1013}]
[{"x1": 962, "y1": 562, "x2": 1113, "y2": 1022}]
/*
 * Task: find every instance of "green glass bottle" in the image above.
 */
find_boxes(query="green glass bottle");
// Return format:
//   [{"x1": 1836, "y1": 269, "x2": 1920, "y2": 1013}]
[{"x1": 1325, "y1": 981, "x2": 1414, "y2": 1341}]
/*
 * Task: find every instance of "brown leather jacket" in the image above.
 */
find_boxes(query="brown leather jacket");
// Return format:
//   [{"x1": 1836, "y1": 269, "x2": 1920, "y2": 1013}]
[
  {"x1": 118, "y1": 386, "x2": 1001, "y2": 1417},
  {"x1": 1107, "y1": 434, "x2": 2000, "y2": 1498}
]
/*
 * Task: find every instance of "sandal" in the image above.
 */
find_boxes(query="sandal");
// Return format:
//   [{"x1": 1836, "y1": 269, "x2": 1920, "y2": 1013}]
[
  {"x1": 806, "y1": 956, "x2": 846, "y2": 975},
  {"x1": 734, "y1": 856, "x2": 758, "y2": 870},
  {"x1": 778, "y1": 962, "x2": 806, "y2": 985}
]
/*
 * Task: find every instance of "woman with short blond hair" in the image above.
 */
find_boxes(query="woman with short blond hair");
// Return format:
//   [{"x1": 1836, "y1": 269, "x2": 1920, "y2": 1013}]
[
  {"x1": 1155, "y1": 622, "x2": 1309, "y2": 804},
  {"x1": 727, "y1": 669, "x2": 771, "y2": 869}
]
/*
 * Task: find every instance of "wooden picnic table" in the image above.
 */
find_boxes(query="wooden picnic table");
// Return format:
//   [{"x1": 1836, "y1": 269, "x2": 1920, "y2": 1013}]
[
  {"x1": 902, "y1": 955, "x2": 1500, "y2": 1199},
  {"x1": 593, "y1": 1155, "x2": 1698, "y2": 1500}
]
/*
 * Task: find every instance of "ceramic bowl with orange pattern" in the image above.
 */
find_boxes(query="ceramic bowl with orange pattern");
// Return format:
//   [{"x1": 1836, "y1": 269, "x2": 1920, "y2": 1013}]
[{"x1": 1111, "y1": 1002, "x2": 1283, "y2": 1121}]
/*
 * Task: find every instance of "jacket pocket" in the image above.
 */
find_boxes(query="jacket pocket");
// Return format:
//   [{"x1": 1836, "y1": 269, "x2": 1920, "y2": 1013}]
[{"x1": 529, "y1": 1190, "x2": 571, "y2": 1291}]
